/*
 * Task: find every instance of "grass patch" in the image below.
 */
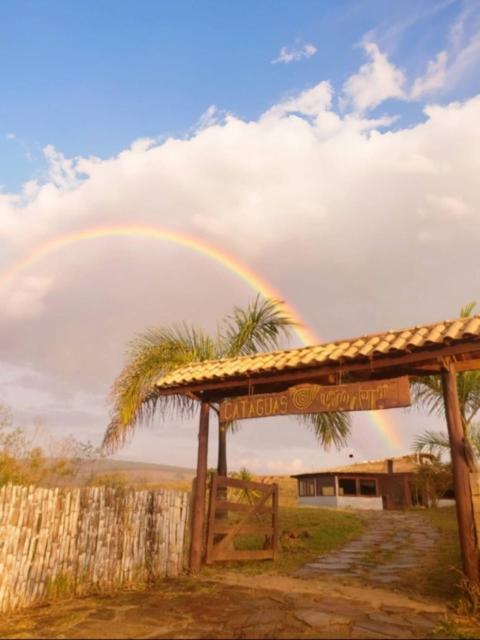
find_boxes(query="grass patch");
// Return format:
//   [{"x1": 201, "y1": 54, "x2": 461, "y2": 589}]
[
  {"x1": 45, "y1": 573, "x2": 75, "y2": 600},
  {"x1": 404, "y1": 506, "x2": 462, "y2": 602},
  {"x1": 202, "y1": 505, "x2": 364, "y2": 576},
  {"x1": 434, "y1": 617, "x2": 480, "y2": 639}
]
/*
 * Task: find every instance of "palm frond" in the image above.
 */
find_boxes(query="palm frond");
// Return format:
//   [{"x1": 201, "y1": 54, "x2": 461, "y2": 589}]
[
  {"x1": 297, "y1": 412, "x2": 351, "y2": 450},
  {"x1": 412, "y1": 430, "x2": 450, "y2": 456},
  {"x1": 410, "y1": 376, "x2": 446, "y2": 419},
  {"x1": 468, "y1": 423, "x2": 480, "y2": 457},
  {"x1": 411, "y1": 369, "x2": 480, "y2": 427},
  {"x1": 103, "y1": 324, "x2": 216, "y2": 453},
  {"x1": 223, "y1": 420, "x2": 241, "y2": 435},
  {"x1": 221, "y1": 295, "x2": 296, "y2": 357},
  {"x1": 461, "y1": 301, "x2": 477, "y2": 318},
  {"x1": 457, "y1": 370, "x2": 480, "y2": 425},
  {"x1": 103, "y1": 392, "x2": 195, "y2": 454}
]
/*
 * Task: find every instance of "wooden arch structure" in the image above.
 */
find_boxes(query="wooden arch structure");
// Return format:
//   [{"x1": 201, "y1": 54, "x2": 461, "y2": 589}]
[{"x1": 154, "y1": 314, "x2": 480, "y2": 580}]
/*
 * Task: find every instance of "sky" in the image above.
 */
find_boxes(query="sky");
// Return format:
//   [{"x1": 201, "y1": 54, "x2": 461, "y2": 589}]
[{"x1": 0, "y1": 0, "x2": 479, "y2": 474}]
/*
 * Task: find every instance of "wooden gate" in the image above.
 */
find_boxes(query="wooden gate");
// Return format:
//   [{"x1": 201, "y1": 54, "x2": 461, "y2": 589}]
[{"x1": 205, "y1": 474, "x2": 278, "y2": 564}]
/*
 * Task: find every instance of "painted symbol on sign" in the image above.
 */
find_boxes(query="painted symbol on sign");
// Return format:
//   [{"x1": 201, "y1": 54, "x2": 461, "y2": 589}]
[{"x1": 290, "y1": 385, "x2": 320, "y2": 411}]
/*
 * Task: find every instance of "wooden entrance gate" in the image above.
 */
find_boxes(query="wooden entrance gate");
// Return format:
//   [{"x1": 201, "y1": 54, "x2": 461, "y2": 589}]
[{"x1": 205, "y1": 474, "x2": 278, "y2": 564}]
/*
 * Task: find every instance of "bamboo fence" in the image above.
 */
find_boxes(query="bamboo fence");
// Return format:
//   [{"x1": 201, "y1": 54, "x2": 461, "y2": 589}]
[{"x1": 0, "y1": 484, "x2": 190, "y2": 614}]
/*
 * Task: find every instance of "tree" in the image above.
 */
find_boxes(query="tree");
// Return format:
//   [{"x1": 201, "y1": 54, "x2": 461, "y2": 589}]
[
  {"x1": 0, "y1": 404, "x2": 101, "y2": 486},
  {"x1": 412, "y1": 301, "x2": 480, "y2": 461},
  {"x1": 103, "y1": 296, "x2": 351, "y2": 473},
  {"x1": 410, "y1": 460, "x2": 453, "y2": 508}
]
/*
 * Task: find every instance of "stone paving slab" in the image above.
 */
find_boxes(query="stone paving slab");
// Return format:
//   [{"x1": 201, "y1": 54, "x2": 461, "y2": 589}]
[
  {"x1": 0, "y1": 511, "x2": 472, "y2": 639},
  {"x1": 295, "y1": 511, "x2": 441, "y2": 589},
  {"x1": 0, "y1": 574, "x2": 450, "y2": 640}
]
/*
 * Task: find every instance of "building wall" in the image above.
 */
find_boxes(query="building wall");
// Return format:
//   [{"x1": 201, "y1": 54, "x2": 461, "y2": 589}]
[
  {"x1": 337, "y1": 495, "x2": 383, "y2": 510},
  {"x1": 298, "y1": 496, "x2": 337, "y2": 508},
  {"x1": 297, "y1": 495, "x2": 382, "y2": 510},
  {"x1": 437, "y1": 498, "x2": 456, "y2": 507}
]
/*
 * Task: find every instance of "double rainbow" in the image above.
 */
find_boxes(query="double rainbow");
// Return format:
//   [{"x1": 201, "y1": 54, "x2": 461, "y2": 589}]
[{"x1": 0, "y1": 224, "x2": 402, "y2": 449}]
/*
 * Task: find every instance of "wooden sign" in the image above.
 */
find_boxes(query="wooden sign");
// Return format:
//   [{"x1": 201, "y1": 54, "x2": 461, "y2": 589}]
[{"x1": 219, "y1": 377, "x2": 411, "y2": 423}]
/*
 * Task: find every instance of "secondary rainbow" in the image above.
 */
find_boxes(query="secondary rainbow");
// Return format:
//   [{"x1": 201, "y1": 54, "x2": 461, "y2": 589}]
[{"x1": 0, "y1": 224, "x2": 402, "y2": 449}]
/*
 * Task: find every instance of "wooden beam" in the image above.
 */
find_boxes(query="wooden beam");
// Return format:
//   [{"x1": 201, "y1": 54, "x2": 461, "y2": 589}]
[
  {"x1": 189, "y1": 400, "x2": 210, "y2": 573},
  {"x1": 441, "y1": 362, "x2": 479, "y2": 582},
  {"x1": 212, "y1": 549, "x2": 274, "y2": 562},
  {"x1": 213, "y1": 523, "x2": 274, "y2": 535},
  {"x1": 215, "y1": 475, "x2": 277, "y2": 493},
  {"x1": 454, "y1": 358, "x2": 480, "y2": 373},
  {"x1": 214, "y1": 500, "x2": 272, "y2": 514}
]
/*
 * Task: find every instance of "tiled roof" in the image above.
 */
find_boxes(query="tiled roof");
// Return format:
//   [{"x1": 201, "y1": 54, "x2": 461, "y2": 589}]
[
  {"x1": 155, "y1": 315, "x2": 480, "y2": 391},
  {"x1": 291, "y1": 454, "x2": 434, "y2": 477}
]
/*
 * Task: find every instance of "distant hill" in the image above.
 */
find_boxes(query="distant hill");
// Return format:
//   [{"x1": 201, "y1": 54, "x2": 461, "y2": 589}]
[
  {"x1": 68, "y1": 459, "x2": 298, "y2": 503},
  {"x1": 76, "y1": 458, "x2": 195, "y2": 491}
]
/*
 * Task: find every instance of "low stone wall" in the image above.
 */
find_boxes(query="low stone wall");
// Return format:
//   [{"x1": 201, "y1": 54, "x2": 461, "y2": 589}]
[{"x1": 0, "y1": 484, "x2": 190, "y2": 614}]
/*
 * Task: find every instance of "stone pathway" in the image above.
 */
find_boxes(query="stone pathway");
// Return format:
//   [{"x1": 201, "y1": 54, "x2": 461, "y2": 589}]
[
  {"x1": 295, "y1": 511, "x2": 438, "y2": 587},
  {"x1": 0, "y1": 511, "x2": 469, "y2": 639},
  {"x1": 0, "y1": 574, "x2": 448, "y2": 639}
]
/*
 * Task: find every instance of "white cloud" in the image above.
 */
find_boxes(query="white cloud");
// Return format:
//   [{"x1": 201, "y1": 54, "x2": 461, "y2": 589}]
[
  {"x1": 262, "y1": 81, "x2": 333, "y2": 120},
  {"x1": 407, "y1": 3, "x2": 480, "y2": 100},
  {"x1": 419, "y1": 193, "x2": 473, "y2": 219},
  {"x1": 0, "y1": 276, "x2": 52, "y2": 318},
  {"x1": 0, "y1": 65, "x2": 480, "y2": 467},
  {"x1": 411, "y1": 51, "x2": 448, "y2": 99},
  {"x1": 272, "y1": 42, "x2": 317, "y2": 64},
  {"x1": 236, "y1": 456, "x2": 307, "y2": 474},
  {"x1": 195, "y1": 105, "x2": 220, "y2": 131},
  {"x1": 43, "y1": 145, "x2": 81, "y2": 190},
  {"x1": 341, "y1": 42, "x2": 406, "y2": 112}
]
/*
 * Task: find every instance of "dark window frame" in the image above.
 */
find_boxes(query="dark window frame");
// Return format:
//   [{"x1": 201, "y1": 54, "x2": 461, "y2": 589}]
[
  {"x1": 298, "y1": 478, "x2": 315, "y2": 497},
  {"x1": 338, "y1": 476, "x2": 357, "y2": 496},
  {"x1": 359, "y1": 477, "x2": 378, "y2": 496},
  {"x1": 337, "y1": 475, "x2": 379, "y2": 497},
  {"x1": 316, "y1": 477, "x2": 335, "y2": 496}
]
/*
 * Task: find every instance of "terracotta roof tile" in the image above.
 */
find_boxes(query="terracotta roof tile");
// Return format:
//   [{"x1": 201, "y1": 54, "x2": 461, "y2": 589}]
[{"x1": 155, "y1": 315, "x2": 480, "y2": 391}]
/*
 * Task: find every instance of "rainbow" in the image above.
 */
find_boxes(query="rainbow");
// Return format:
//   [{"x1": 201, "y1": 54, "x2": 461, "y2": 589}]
[{"x1": 0, "y1": 223, "x2": 403, "y2": 450}]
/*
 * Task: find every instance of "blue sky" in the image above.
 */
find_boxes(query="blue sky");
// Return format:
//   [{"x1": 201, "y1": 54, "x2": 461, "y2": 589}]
[
  {"x1": 0, "y1": 0, "x2": 479, "y2": 471},
  {"x1": 1, "y1": 0, "x2": 476, "y2": 191}
]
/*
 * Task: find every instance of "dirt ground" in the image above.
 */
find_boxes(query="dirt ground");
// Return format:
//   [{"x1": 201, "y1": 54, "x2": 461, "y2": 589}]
[
  {"x1": 1, "y1": 511, "x2": 478, "y2": 639},
  {"x1": 0, "y1": 574, "x2": 451, "y2": 639}
]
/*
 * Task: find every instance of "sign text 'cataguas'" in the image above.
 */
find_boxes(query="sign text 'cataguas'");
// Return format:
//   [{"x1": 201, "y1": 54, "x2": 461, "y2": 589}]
[{"x1": 219, "y1": 377, "x2": 411, "y2": 423}]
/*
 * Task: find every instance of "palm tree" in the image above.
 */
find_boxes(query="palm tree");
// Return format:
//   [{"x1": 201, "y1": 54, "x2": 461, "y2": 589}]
[
  {"x1": 102, "y1": 296, "x2": 350, "y2": 474},
  {"x1": 412, "y1": 301, "x2": 480, "y2": 460}
]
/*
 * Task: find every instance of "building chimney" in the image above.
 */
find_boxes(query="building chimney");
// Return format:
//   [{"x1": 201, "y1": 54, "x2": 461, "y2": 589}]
[{"x1": 386, "y1": 458, "x2": 394, "y2": 474}]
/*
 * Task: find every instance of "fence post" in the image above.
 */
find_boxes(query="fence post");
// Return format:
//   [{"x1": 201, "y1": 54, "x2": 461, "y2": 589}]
[
  {"x1": 189, "y1": 400, "x2": 210, "y2": 573},
  {"x1": 442, "y1": 362, "x2": 479, "y2": 582}
]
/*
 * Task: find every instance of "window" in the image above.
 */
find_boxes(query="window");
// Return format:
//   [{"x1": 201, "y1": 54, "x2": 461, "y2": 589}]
[
  {"x1": 338, "y1": 478, "x2": 356, "y2": 496},
  {"x1": 316, "y1": 477, "x2": 334, "y2": 496},
  {"x1": 299, "y1": 479, "x2": 315, "y2": 497},
  {"x1": 359, "y1": 479, "x2": 377, "y2": 496}
]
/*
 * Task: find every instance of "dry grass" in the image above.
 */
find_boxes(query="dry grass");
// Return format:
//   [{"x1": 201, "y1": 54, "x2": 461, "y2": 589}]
[
  {"x1": 202, "y1": 504, "x2": 364, "y2": 577},
  {"x1": 406, "y1": 506, "x2": 462, "y2": 602},
  {"x1": 255, "y1": 474, "x2": 299, "y2": 507}
]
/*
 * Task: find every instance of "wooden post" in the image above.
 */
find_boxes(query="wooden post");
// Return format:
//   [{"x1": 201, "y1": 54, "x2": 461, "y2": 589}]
[
  {"x1": 404, "y1": 475, "x2": 412, "y2": 508},
  {"x1": 441, "y1": 362, "x2": 479, "y2": 581},
  {"x1": 189, "y1": 400, "x2": 210, "y2": 573},
  {"x1": 272, "y1": 483, "x2": 279, "y2": 560},
  {"x1": 205, "y1": 473, "x2": 218, "y2": 565}
]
